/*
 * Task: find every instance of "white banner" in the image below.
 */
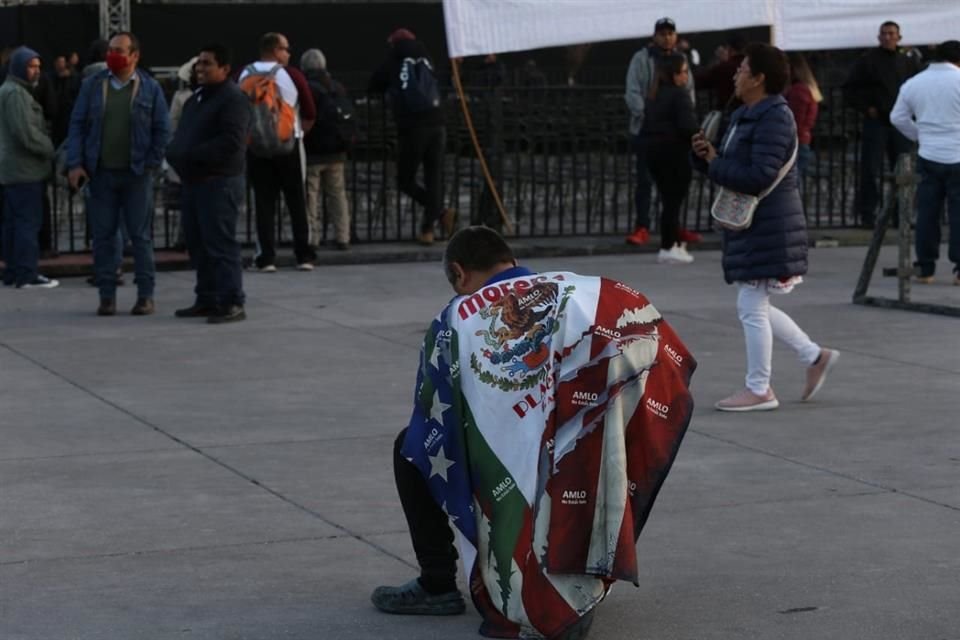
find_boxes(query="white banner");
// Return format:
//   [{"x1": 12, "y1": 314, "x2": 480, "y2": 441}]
[
  {"x1": 777, "y1": 0, "x2": 960, "y2": 51},
  {"x1": 443, "y1": 0, "x2": 960, "y2": 57}
]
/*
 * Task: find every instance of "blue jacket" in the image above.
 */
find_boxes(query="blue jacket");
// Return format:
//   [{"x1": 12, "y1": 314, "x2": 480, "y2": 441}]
[
  {"x1": 66, "y1": 68, "x2": 169, "y2": 176},
  {"x1": 699, "y1": 95, "x2": 808, "y2": 284}
]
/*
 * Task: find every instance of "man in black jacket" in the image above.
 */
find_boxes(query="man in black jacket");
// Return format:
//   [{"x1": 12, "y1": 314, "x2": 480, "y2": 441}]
[
  {"x1": 369, "y1": 28, "x2": 455, "y2": 246},
  {"x1": 166, "y1": 43, "x2": 252, "y2": 325},
  {"x1": 844, "y1": 21, "x2": 922, "y2": 228}
]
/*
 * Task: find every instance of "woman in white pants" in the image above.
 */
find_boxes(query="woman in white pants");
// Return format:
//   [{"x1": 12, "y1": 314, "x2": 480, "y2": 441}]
[{"x1": 692, "y1": 42, "x2": 838, "y2": 411}]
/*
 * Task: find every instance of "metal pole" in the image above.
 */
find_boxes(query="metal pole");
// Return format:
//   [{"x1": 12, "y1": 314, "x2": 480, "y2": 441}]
[{"x1": 99, "y1": 0, "x2": 130, "y2": 40}]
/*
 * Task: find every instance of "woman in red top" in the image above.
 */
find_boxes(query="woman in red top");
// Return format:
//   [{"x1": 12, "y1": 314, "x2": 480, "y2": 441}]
[{"x1": 784, "y1": 53, "x2": 822, "y2": 192}]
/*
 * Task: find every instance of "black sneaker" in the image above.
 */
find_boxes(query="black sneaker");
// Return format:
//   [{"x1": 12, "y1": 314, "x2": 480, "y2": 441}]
[
  {"x1": 174, "y1": 303, "x2": 218, "y2": 318},
  {"x1": 371, "y1": 579, "x2": 465, "y2": 616},
  {"x1": 207, "y1": 305, "x2": 246, "y2": 324},
  {"x1": 17, "y1": 275, "x2": 59, "y2": 289}
]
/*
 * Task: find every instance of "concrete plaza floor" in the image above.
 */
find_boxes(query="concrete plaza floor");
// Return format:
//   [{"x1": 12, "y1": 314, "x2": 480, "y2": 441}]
[{"x1": 2, "y1": 245, "x2": 958, "y2": 640}]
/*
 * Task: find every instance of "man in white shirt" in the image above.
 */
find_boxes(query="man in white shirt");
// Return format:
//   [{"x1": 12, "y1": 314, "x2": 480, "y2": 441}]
[
  {"x1": 891, "y1": 40, "x2": 960, "y2": 285},
  {"x1": 239, "y1": 32, "x2": 317, "y2": 272}
]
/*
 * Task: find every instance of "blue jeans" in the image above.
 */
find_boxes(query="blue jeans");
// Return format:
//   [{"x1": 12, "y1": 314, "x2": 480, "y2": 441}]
[
  {"x1": 914, "y1": 156, "x2": 960, "y2": 277},
  {"x1": 1, "y1": 182, "x2": 43, "y2": 286},
  {"x1": 632, "y1": 134, "x2": 653, "y2": 229},
  {"x1": 858, "y1": 118, "x2": 912, "y2": 225},
  {"x1": 181, "y1": 175, "x2": 245, "y2": 307},
  {"x1": 88, "y1": 170, "x2": 155, "y2": 299}
]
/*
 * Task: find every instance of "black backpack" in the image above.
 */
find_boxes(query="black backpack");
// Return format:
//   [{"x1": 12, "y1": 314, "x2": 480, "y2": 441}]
[
  {"x1": 314, "y1": 80, "x2": 357, "y2": 152},
  {"x1": 388, "y1": 56, "x2": 441, "y2": 114}
]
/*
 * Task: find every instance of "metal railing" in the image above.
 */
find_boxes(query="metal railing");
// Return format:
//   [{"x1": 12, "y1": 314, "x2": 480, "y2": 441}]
[{"x1": 46, "y1": 85, "x2": 872, "y2": 253}]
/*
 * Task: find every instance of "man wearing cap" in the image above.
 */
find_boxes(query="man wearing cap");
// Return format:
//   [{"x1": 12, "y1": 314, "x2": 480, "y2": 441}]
[
  {"x1": 624, "y1": 17, "x2": 696, "y2": 247},
  {"x1": 0, "y1": 46, "x2": 59, "y2": 289},
  {"x1": 369, "y1": 28, "x2": 455, "y2": 246},
  {"x1": 890, "y1": 40, "x2": 960, "y2": 286}
]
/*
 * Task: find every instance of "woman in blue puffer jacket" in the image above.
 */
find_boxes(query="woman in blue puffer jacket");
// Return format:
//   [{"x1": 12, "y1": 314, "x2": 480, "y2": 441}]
[{"x1": 692, "y1": 43, "x2": 838, "y2": 412}]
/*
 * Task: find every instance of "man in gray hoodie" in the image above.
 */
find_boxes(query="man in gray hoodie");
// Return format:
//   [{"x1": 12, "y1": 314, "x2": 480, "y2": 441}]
[
  {"x1": 0, "y1": 46, "x2": 58, "y2": 288},
  {"x1": 624, "y1": 18, "x2": 696, "y2": 246}
]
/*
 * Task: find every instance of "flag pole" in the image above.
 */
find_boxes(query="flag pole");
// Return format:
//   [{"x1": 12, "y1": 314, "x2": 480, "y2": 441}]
[{"x1": 449, "y1": 58, "x2": 513, "y2": 234}]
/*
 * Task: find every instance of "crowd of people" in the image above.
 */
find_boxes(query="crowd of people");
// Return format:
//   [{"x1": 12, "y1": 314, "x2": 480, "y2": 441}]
[
  {"x1": 1, "y1": 20, "x2": 958, "y2": 307},
  {"x1": 0, "y1": 28, "x2": 455, "y2": 320}
]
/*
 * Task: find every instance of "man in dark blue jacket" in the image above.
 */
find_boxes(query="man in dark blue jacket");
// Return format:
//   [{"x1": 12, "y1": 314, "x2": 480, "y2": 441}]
[
  {"x1": 166, "y1": 44, "x2": 252, "y2": 325},
  {"x1": 66, "y1": 32, "x2": 169, "y2": 317}
]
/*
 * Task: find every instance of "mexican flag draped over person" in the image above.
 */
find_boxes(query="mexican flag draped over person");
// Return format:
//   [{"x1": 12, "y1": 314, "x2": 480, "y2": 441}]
[{"x1": 402, "y1": 269, "x2": 696, "y2": 638}]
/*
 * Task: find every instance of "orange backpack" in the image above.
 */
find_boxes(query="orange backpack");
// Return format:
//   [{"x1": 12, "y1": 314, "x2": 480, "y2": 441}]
[{"x1": 240, "y1": 64, "x2": 296, "y2": 157}]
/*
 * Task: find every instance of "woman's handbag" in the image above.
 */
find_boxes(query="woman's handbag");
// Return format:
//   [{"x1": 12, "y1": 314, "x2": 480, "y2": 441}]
[{"x1": 710, "y1": 124, "x2": 798, "y2": 231}]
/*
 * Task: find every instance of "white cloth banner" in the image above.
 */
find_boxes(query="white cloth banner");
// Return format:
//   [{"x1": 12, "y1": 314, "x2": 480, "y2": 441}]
[{"x1": 443, "y1": 0, "x2": 960, "y2": 57}]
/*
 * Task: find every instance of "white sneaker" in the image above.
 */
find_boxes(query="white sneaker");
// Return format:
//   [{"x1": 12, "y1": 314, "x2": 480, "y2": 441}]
[
  {"x1": 256, "y1": 264, "x2": 277, "y2": 273},
  {"x1": 657, "y1": 244, "x2": 694, "y2": 264},
  {"x1": 296, "y1": 263, "x2": 315, "y2": 272},
  {"x1": 715, "y1": 387, "x2": 780, "y2": 412},
  {"x1": 17, "y1": 275, "x2": 59, "y2": 289}
]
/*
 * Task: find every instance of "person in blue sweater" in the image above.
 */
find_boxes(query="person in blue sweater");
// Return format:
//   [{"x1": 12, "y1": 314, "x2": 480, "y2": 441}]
[{"x1": 692, "y1": 43, "x2": 838, "y2": 412}]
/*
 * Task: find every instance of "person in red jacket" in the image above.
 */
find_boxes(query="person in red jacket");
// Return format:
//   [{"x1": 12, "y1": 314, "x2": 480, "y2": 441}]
[{"x1": 784, "y1": 53, "x2": 822, "y2": 196}]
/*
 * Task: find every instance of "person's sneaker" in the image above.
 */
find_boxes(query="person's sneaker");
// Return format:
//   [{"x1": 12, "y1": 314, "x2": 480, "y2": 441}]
[
  {"x1": 371, "y1": 579, "x2": 465, "y2": 616},
  {"x1": 256, "y1": 264, "x2": 277, "y2": 273},
  {"x1": 296, "y1": 262, "x2": 315, "y2": 272},
  {"x1": 439, "y1": 208, "x2": 458, "y2": 237},
  {"x1": 802, "y1": 348, "x2": 839, "y2": 401},
  {"x1": 915, "y1": 274, "x2": 935, "y2": 285},
  {"x1": 97, "y1": 298, "x2": 116, "y2": 316},
  {"x1": 657, "y1": 244, "x2": 694, "y2": 265},
  {"x1": 715, "y1": 388, "x2": 779, "y2": 412},
  {"x1": 130, "y1": 298, "x2": 155, "y2": 316},
  {"x1": 418, "y1": 230, "x2": 435, "y2": 246},
  {"x1": 625, "y1": 227, "x2": 649, "y2": 245},
  {"x1": 175, "y1": 303, "x2": 218, "y2": 318},
  {"x1": 334, "y1": 241, "x2": 350, "y2": 251},
  {"x1": 18, "y1": 275, "x2": 60, "y2": 289},
  {"x1": 207, "y1": 305, "x2": 246, "y2": 324},
  {"x1": 677, "y1": 228, "x2": 703, "y2": 243}
]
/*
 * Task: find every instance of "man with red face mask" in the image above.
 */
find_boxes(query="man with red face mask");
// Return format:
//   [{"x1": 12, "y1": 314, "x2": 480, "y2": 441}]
[{"x1": 67, "y1": 32, "x2": 169, "y2": 317}]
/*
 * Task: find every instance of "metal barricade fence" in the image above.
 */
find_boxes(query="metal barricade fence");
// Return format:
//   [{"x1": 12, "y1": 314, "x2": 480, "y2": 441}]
[{"x1": 46, "y1": 86, "x2": 869, "y2": 254}]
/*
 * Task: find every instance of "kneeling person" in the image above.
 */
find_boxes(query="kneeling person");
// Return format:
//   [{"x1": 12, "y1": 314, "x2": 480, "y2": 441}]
[
  {"x1": 166, "y1": 44, "x2": 251, "y2": 324},
  {"x1": 373, "y1": 227, "x2": 697, "y2": 639}
]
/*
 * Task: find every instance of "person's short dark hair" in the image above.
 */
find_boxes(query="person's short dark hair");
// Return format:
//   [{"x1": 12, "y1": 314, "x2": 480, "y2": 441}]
[
  {"x1": 880, "y1": 21, "x2": 901, "y2": 33},
  {"x1": 934, "y1": 40, "x2": 960, "y2": 63},
  {"x1": 111, "y1": 31, "x2": 140, "y2": 53},
  {"x1": 744, "y1": 42, "x2": 789, "y2": 94},
  {"x1": 259, "y1": 32, "x2": 284, "y2": 56},
  {"x1": 200, "y1": 43, "x2": 232, "y2": 67},
  {"x1": 443, "y1": 227, "x2": 515, "y2": 283}
]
